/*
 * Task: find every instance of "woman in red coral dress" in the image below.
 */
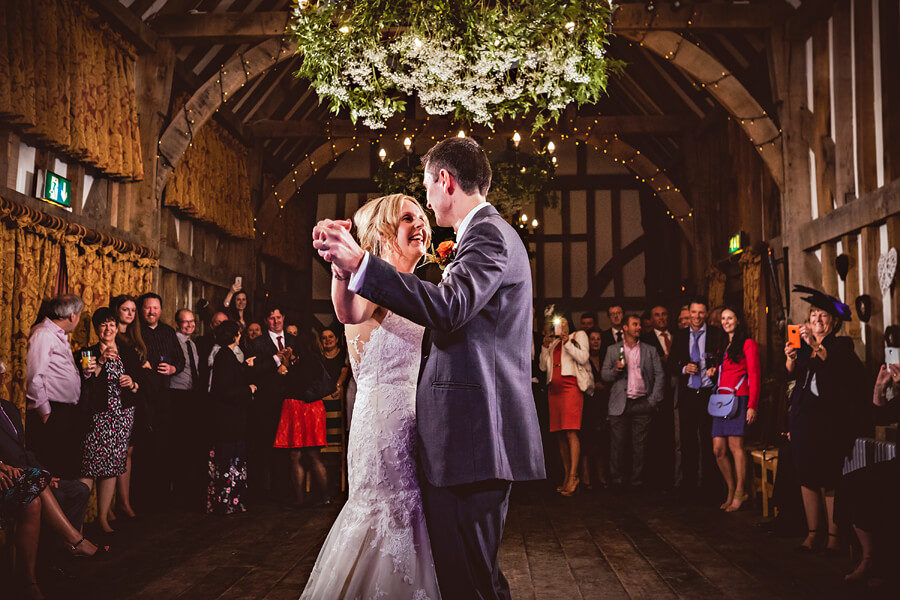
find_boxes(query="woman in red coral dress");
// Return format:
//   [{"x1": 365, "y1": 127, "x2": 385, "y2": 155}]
[
  {"x1": 540, "y1": 316, "x2": 593, "y2": 496},
  {"x1": 707, "y1": 305, "x2": 760, "y2": 512}
]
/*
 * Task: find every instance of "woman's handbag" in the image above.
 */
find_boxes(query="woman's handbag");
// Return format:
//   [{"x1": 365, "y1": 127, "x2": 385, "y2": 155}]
[{"x1": 707, "y1": 370, "x2": 746, "y2": 419}]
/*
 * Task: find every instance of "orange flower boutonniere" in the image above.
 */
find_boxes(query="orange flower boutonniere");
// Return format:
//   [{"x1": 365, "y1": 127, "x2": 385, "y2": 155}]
[{"x1": 427, "y1": 240, "x2": 457, "y2": 270}]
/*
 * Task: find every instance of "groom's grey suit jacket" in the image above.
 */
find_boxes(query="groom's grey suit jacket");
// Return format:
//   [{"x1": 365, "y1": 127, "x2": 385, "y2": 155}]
[{"x1": 357, "y1": 204, "x2": 546, "y2": 487}]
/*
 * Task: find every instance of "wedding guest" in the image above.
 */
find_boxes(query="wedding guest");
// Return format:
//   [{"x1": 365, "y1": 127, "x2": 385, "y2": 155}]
[
  {"x1": 244, "y1": 304, "x2": 296, "y2": 494},
  {"x1": 540, "y1": 316, "x2": 592, "y2": 496},
  {"x1": 223, "y1": 281, "x2": 252, "y2": 331},
  {"x1": 602, "y1": 314, "x2": 664, "y2": 491},
  {"x1": 785, "y1": 287, "x2": 866, "y2": 553},
  {"x1": 78, "y1": 307, "x2": 140, "y2": 533},
  {"x1": 582, "y1": 328, "x2": 608, "y2": 488},
  {"x1": 111, "y1": 294, "x2": 149, "y2": 521},
  {"x1": 207, "y1": 321, "x2": 255, "y2": 515},
  {"x1": 600, "y1": 303, "x2": 625, "y2": 349},
  {"x1": 137, "y1": 293, "x2": 185, "y2": 505},
  {"x1": 707, "y1": 306, "x2": 724, "y2": 328},
  {"x1": 677, "y1": 305, "x2": 690, "y2": 329},
  {"x1": 285, "y1": 324, "x2": 299, "y2": 338},
  {"x1": 25, "y1": 294, "x2": 84, "y2": 480},
  {"x1": 708, "y1": 306, "x2": 760, "y2": 512},
  {"x1": 640, "y1": 311, "x2": 654, "y2": 337},
  {"x1": 579, "y1": 312, "x2": 596, "y2": 333},
  {"x1": 673, "y1": 297, "x2": 725, "y2": 497},
  {"x1": 837, "y1": 358, "x2": 899, "y2": 583},
  {"x1": 274, "y1": 326, "x2": 329, "y2": 507},
  {"x1": 245, "y1": 322, "x2": 263, "y2": 341},
  {"x1": 171, "y1": 309, "x2": 204, "y2": 504},
  {"x1": 641, "y1": 304, "x2": 676, "y2": 489},
  {"x1": 197, "y1": 310, "x2": 228, "y2": 390}
]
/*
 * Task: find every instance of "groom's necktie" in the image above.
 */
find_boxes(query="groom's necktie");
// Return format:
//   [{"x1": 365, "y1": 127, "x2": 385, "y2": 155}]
[{"x1": 689, "y1": 330, "x2": 702, "y2": 389}]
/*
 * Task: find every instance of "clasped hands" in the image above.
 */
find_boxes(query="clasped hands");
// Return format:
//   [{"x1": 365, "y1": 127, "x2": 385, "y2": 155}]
[{"x1": 312, "y1": 219, "x2": 366, "y2": 279}]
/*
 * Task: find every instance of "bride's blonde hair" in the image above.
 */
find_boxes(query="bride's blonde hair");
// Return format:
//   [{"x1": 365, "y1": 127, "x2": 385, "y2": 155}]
[{"x1": 353, "y1": 194, "x2": 431, "y2": 258}]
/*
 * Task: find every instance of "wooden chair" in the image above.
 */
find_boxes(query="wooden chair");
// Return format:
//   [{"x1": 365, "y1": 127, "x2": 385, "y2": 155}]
[
  {"x1": 306, "y1": 409, "x2": 347, "y2": 493},
  {"x1": 750, "y1": 447, "x2": 779, "y2": 518}
]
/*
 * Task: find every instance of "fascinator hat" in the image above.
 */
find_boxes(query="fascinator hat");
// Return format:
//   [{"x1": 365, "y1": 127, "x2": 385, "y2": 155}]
[{"x1": 792, "y1": 284, "x2": 852, "y2": 322}]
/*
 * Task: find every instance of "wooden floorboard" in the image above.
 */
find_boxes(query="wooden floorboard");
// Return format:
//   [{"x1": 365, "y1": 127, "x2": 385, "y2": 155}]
[{"x1": 43, "y1": 488, "x2": 893, "y2": 600}]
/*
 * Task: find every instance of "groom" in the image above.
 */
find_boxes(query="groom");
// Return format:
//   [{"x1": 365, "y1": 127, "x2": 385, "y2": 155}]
[{"x1": 314, "y1": 136, "x2": 545, "y2": 599}]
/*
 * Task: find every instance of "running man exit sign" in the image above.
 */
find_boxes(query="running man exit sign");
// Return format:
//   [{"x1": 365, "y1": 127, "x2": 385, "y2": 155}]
[{"x1": 43, "y1": 171, "x2": 71, "y2": 208}]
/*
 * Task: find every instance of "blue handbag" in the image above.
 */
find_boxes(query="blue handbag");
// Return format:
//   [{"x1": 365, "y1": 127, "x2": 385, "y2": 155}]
[{"x1": 707, "y1": 369, "x2": 746, "y2": 419}]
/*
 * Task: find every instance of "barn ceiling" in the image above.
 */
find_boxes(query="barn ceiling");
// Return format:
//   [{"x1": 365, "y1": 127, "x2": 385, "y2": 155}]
[{"x1": 107, "y1": 0, "x2": 782, "y2": 190}]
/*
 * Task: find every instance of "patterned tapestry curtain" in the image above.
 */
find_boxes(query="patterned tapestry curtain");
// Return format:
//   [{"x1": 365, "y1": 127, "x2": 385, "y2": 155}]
[
  {"x1": 706, "y1": 266, "x2": 726, "y2": 311},
  {"x1": 740, "y1": 250, "x2": 762, "y2": 341},
  {"x1": 164, "y1": 107, "x2": 255, "y2": 239},
  {"x1": 0, "y1": 196, "x2": 156, "y2": 414},
  {"x1": 0, "y1": 0, "x2": 143, "y2": 181}
]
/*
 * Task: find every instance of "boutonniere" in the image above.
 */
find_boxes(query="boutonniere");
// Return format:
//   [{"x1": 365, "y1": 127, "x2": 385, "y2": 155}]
[{"x1": 426, "y1": 240, "x2": 457, "y2": 271}]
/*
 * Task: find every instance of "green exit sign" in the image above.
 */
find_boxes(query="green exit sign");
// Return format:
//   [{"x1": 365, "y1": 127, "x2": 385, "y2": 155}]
[
  {"x1": 43, "y1": 171, "x2": 71, "y2": 208},
  {"x1": 729, "y1": 232, "x2": 748, "y2": 255}
]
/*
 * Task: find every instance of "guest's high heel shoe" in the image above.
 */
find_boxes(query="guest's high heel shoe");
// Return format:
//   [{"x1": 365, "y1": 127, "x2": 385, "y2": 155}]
[
  {"x1": 726, "y1": 492, "x2": 748, "y2": 512},
  {"x1": 796, "y1": 530, "x2": 818, "y2": 553},
  {"x1": 560, "y1": 476, "x2": 581, "y2": 497},
  {"x1": 719, "y1": 490, "x2": 735, "y2": 510}
]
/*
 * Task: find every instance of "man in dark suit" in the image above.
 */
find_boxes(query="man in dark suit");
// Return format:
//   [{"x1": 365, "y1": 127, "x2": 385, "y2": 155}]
[
  {"x1": 314, "y1": 136, "x2": 545, "y2": 600},
  {"x1": 244, "y1": 304, "x2": 296, "y2": 495},
  {"x1": 601, "y1": 315, "x2": 665, "y2": 490},
  {"x1": 672, "y1": 297, "x2": 726, "y2": 496},
  {"x1": 641, "y1": 304, "x2": 676, "y2": 489},
  {"x1": 600, "y1": 303, "x2": 625, "y2": 352}
]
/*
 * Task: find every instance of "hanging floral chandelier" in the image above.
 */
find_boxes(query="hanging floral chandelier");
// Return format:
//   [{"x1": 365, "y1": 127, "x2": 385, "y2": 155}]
[{"x1": 289, "y1": 0, "x2": 624, "y2": 130}]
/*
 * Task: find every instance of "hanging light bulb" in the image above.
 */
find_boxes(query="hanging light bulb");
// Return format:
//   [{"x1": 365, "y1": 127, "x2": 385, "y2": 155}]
[
  {"x1": 403, "y1": 137, "x2": 412, "y2": 152},
  {"x1": 521, "y1": 213, "x2": 528, "y2": 223},
  {"x1": 547, "y1": 140, "x2": 556, "y2": 154},
  {"x1": 379, "y1": 148, "x2": 387, "y2": 162},
  {"x1": 458, "y1": 130, "x2": 466, "y2": 138},
  {"x1": 551, "y1": 156, "x2": 557, "y2": 165},
  {"x1": 531, "y1": 218, "x2": 539, "y2": 228},
  {"x1": 512, "y1": 131, "x2": 521, "y2": 148}
]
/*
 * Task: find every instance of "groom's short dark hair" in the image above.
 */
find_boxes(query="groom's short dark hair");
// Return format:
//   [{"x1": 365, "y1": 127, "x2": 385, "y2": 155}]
[{"x1": 422, "y1": 137, "x2": 492, "y2": 196}]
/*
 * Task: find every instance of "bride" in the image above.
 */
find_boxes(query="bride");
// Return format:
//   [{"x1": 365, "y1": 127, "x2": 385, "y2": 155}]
[{"x1": 300, "y1": 194, "x2": 441, "y2": 599}]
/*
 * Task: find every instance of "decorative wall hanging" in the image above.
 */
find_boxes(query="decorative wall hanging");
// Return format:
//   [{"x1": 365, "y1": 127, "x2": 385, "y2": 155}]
[
  {"x1": 835, "y1": 254, "x2": 850, "y2": 282},
  {"x1": 878, "y1": 247, "x2": 897, "y2": 297},
  {"x1": 854, "y1": 295, "x2": 871, "y2": 324},
  {"x1": 289, "y1": 0, "x2": 623, "y2": 129}
]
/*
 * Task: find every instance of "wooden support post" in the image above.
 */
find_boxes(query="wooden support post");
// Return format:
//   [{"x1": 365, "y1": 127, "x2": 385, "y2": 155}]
[
  {"x1": 879, "y1": 0, "x2": 900, "y2": 182},
  {"x1": 832, "y1": 1, "x2": 856, "y2": 205},
  {"x1": 854, "y1": 0, "x2": 878, "y2": 195},
  {"x1": 861, "y1": 226, "x2": 884, "y2": 366},
  {"x1": 842, "y1": 233, "x2": 862, "y2": 341}
]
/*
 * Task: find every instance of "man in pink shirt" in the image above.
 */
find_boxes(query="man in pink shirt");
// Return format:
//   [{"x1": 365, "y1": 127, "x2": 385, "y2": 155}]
[
  {"x1": 25, "y1": 294, "x2": 84, "y2": 479},
  {"x1": 601, "y1": 314, "x2": 664, "y2": 491}
]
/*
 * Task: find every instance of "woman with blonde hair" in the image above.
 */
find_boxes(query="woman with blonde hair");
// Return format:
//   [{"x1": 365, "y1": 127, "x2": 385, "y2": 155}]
[{"x1": 301, "y1": 194, "x2": 442, "y2": 599}]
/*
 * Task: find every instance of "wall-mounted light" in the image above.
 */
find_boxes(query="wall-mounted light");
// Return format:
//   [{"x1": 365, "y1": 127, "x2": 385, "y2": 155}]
[
  {"x1": 512, "y1": 131, "x2": 521, "y2": 149},
  {"x1": 379, "y1": 148, "x2": 387, "y2": 162},
  {"x1": 403, "y1": 137, "x2": 412, "y2": 153},
  {"x1": 547, "y1": 140, "x2": 555, "y2": 154},
  {"x1": 457, "y1": 130, "x2": 466, "y2": 138}
]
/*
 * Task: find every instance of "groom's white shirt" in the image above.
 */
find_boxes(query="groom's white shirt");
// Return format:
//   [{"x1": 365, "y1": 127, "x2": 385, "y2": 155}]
[{"x1": 349, "y1": 201, "x2": 491, "y2": 293}]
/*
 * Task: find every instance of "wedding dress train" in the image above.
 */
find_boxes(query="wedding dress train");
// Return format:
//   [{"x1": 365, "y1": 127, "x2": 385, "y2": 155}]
[{"x1": 300, "y1": 311, "x2": 440, "y2": 600}]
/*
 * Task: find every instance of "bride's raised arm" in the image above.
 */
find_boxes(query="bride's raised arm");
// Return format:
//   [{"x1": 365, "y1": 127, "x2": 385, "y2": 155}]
[{"x1": 332, "y1": 264, "x2": 377, "y2": 324}]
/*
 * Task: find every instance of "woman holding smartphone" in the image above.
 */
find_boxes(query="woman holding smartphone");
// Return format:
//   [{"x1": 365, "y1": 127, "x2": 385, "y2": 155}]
[{"x1": 785, "y1": 286, "x2": 866, "y2": 553}]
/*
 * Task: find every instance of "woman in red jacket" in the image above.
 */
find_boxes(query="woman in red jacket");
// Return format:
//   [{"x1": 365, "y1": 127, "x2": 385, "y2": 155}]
[{"x1": 708, "y1": 306, "x2": 760, "y2": 512}]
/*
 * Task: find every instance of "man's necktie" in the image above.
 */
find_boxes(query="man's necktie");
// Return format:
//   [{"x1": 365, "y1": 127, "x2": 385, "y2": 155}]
[
  {"x1": 663, "y1": 332, "x2": 671, "y2": 356},
  {"x1": 616, "y1": 330, "x2": 623, "y2": 343},
  {"x1": 690, "y1": 330, "x2": 702, "y2": 389},
  {"x1": 186, "y1": 340, "x2": 199, "y2": 386},
  {"x1": 277, "y1": 335, "x2": 284, "y2": 351}
]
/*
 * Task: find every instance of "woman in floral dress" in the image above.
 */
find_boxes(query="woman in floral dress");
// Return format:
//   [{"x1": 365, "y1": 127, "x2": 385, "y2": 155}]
[
  {"x1": 207, "y1": 320, "x2": 256, "y2": 514},
  {"x1": 78, "y1": 307, "x2": 141, "y2": 534}
]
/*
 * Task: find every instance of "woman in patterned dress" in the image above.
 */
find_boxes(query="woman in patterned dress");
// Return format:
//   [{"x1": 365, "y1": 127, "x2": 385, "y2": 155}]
[
  {"x1": 207, "y1": 320, "x2": 256, "y2": 515},
  {"x1": 78, "y1": 307, "x2": 141, "y2": 534}
]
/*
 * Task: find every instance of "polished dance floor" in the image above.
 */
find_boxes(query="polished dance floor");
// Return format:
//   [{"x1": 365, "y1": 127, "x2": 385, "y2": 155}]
[{"x1": 56, "y1": 484, "x2": 891, "y2": 599}]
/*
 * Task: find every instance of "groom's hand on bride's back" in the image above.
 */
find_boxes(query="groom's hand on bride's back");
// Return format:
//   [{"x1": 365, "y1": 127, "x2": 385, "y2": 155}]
[{"x1": 312, "y1": 219, "x2": 365, "y2": 273}]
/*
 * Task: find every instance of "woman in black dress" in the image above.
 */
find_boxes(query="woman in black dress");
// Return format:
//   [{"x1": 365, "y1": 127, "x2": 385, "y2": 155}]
[
  {"x1": 785, "y1": 288, "x2": 866, "y2": 553},
  {"x1": 78, "y1": 307, "x2": 141, "y2": 534},
  {"x1": 207, "y1": 321, "x2": 256, "y2": 515}
]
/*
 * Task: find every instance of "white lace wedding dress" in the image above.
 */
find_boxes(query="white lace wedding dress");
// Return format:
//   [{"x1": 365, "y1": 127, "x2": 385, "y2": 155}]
[{"x1": 300, "y1": 311, "x2": 441, "y2": 600}]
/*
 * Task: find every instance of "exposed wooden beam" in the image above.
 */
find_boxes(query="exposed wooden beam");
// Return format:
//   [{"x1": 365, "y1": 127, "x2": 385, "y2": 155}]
[
  {"x1": 612, "y1": 2, "x2": 776, "y2": 30},
  {"x1": 147, "y1": 3, "x2": 773, "y2": 44},
  {"x1": 86, "y1": 0, "x2": 158, "y2": 53},
  {"x1": 247, "y1": 115, "x2": 690, "y2": 139},
  {"x1": 799, "y1": 177, "x2": 900, "y2": 250},
  {"x1": 153, "y1": 12, "x2": 290, "y2": 44}
]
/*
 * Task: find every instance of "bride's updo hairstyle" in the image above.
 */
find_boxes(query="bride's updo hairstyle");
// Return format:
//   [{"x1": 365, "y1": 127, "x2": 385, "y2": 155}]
[{"x1": 353, "y1": 194, "x2": 431, "y2": 258}]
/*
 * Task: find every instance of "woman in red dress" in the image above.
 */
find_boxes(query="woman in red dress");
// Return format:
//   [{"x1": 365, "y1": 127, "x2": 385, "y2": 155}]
[
  {"x1": 540, "y1": 316, "x2": 592, "y2": 496},
  {"x1": 708, "y1": 306, "x2": 760, "y2": 512}
]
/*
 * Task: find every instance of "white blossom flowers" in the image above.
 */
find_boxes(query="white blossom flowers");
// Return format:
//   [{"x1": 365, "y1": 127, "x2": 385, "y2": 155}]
[{"x1": 290, "y1": 0, "x2": 623, "y2": 130}]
